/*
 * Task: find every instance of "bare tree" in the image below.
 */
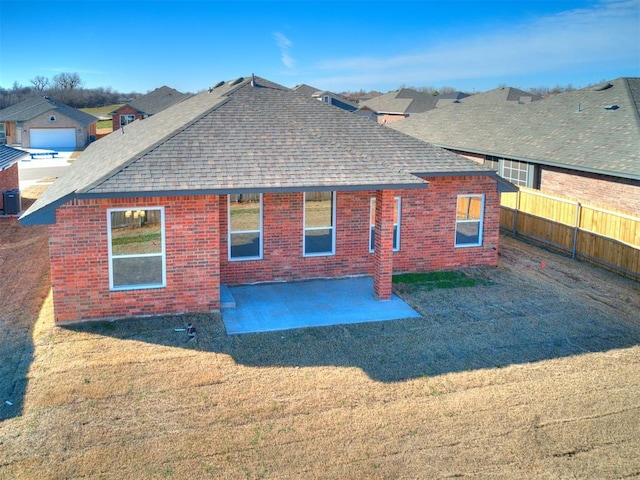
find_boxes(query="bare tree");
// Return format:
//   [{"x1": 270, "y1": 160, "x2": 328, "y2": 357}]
[
  {"x1": 52, "y1": 72, "x2": 82, "y2": 90},
  {"x1": 30, "y1": 76, "x2": 50, "y2": 91}
]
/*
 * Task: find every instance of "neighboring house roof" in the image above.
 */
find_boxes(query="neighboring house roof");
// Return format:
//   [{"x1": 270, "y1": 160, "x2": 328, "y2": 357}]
[
  {"x1": 390, "y1": 77, "x2": 640, "y2": 181},
  {"x1": 21, "y1": 76, "x2": 503, "y2": 225},
  {"x1": 359, "y1": 89, "x2": 438, "y2": 115},
  {"x1": 0, "y1": 96, "x2": 98, "y2": 126},
  {"x1": 0, "y1": 145, "x2": 27, "y2": 171},
  {"x1": 460, "y1": 86, "x2": 542, "y2": 105},
  {"x1": 311, "y1": 91, "x2": 358, "y2": 112},
  {"x1": 114, "y1": 86, "x2": 190, "y2": 116},
  {"x1": 291, "y1": 84, "x2": 321, "y2": 96}
]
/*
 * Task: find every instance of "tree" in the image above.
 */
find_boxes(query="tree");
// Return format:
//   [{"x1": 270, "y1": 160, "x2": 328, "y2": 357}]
[
  {"x1": 52, "y1": 72, "x2": 82, "y2": 90},
  {"x1": 30, "y1": 76, "x2": 50, "y2": 91}
]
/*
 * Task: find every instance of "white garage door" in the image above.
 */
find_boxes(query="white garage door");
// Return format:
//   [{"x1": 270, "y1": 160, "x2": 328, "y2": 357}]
[{"x1": 30, "y1": 128, "x2": 76, "y2": 149}]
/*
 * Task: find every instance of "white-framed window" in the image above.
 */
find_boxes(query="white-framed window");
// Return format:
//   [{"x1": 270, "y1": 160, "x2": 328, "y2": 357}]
[
  {"x1": 304, "y1": 191, "x2": 335, "y2": 256},
  {"x1": 120, "y1": 114, "x2": 136, "y2": 127},
  {"x1": 455, "y1": 195, "x2": 484, "y2": 247},
  {"x1": 228, "y1": 193, "x2": 262, "y2": 261},
  {"x1": 369, "y1": 196, "x2": 401, "y2": 252},
  {"x1": 107, "y1": 208, "x2": 166, "y2": 290},
  {"x1": 49, "y1": 115, "x2": 56, "y2": 122},
  {"x1": 499, "y1": 158, "x2": 537, "y2": 187},
  {"x1": 0, "y1": 122, "x2": 6, "y2": 144}
]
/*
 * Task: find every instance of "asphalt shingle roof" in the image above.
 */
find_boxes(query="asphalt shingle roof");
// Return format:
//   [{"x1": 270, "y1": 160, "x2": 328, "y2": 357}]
[
  {"x1": 359, "y1": 89, "x2": 438, "y2": 115},
  {"x1": 21, "y1": 76, "x2": 498, "y2": 225},
  {"x1": 0, "y1": 96, "x2": 98, "y2": 126},
  {"x1": 0, "y1": 145, "x2": 27, "y2": 171},
  {"x1": 124, "y1": 86, "x2": 190, "y2": 115},
  {"x1": 390, "y1": 78, "x2": 640, "y2": 181}
]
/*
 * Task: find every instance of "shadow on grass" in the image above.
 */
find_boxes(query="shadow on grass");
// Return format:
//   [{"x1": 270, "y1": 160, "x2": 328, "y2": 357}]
[
  {"x1": 64, "y1": 296, "x2": 640, "y2": 383},
  {"x1": 0, "y1": 192, "x2": 50, "y2": 421}
]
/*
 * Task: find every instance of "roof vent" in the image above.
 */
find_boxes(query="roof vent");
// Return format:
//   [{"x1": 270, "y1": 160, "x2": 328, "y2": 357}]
[
  {"x1": 212, "y1": 81, "x2": 225, "y2": 90},
  {"x1": 603, "y1": 104, "x2": 619, "y2": 110},
  {"x1": 229, "y1": 77, "x2": 244, "y2": 86},
  {"x1": 594, "y1": 82, "x2": 613, "y2": 91}
]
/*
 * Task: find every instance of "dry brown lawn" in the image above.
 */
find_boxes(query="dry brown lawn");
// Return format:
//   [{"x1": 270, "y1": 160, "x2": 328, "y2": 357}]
[{"x1": 1, "y1": 187, "x2": 639, "y2": 479}]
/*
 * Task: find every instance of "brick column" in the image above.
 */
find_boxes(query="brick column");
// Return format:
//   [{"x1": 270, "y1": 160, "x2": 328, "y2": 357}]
[{"x1": 373, "y1": 189, "x2": 394, "y2": 300}]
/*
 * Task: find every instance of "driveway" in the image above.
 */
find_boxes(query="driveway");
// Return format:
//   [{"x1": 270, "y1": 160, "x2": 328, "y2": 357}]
[{"x1": 18, "y1": 149, "x2": 75, "y2": 190}]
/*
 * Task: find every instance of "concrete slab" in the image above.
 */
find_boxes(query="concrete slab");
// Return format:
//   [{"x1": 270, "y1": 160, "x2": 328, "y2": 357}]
[{"x1": 222, "y1": 277, "x2": 421, "y2": 335}]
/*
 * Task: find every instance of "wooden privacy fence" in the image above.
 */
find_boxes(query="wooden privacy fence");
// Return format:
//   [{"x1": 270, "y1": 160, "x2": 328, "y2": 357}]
[{"x1": 500, "y1": 188, "x2": 639, "y2": 280}]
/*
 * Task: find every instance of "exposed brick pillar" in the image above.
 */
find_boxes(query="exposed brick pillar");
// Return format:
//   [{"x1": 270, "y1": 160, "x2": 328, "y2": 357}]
[{"x1": 373, "y1": 189, "x2": 394, "y2": 300}]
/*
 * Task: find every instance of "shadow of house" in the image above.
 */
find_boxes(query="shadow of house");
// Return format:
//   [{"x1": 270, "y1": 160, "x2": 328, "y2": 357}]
[
  {"x1": 0, "y1": 192, "x2": 50, "y2": 420},
  {"x1": 64, "y1": 277, "x2": 640, "y2": 383}
]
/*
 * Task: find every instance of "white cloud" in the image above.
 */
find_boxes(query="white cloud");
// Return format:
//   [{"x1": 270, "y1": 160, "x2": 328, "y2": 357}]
[
  {"x1": 310, "y1": 0, "x2": 640, "y2": 89},
  {"x1": 274, "y1": 32, "x2": 295, "y2": 69}
]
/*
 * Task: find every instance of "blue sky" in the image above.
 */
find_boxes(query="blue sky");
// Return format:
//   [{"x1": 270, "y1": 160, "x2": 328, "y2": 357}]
[{"x1": 1, "y1": 0, "x2": 638, "y2": 94}]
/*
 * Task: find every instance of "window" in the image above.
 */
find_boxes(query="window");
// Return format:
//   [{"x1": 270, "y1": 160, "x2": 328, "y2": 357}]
[
  {"x1": 120, "y1": 114, "x2": 136, "y2": 127},
  {"x1": 108, "y1": 208, "x2": 165, "y2": 290},
  {"x1": 49, "y1": 115, "x2": 56, "y2": 122},
  {"x1": 228, "y1": 194, "x2": 262, "y2": 260},
  {"x1": 0, "y1": 123, "x2": 5, "y2": 144},
  {"x1": 369, "y1": 197, "x2": 401, "y2": 252},
  {"x1": 484, "y1": 155, "x2": 499, "y2": 171},
  {"x1": 304, "y1": 191, "x2": 335, "y2": 256},
  {"x1": 500, "y1": 158, "x2": 536, "y2": 187},
  {"x1": 455, "y1": 195, "x2": 484, "y2": 247}
]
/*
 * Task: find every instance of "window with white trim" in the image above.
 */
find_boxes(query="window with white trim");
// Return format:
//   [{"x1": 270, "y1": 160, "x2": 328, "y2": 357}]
[
  {"x1": 455, "y1": 195, "x2": 484, "y2": 247},
  {"x1": 108, "y1": 208, "x2": 166, "y2": 290},
  {"x1": 228, "y1": 194, "x2": 262, "y2": 260},
  {"x1": 304, "y1": 191, "x2": 335, "y2": 256},
  {"x1": 120, "y1": 114, "x2": 136, "y2": 127},
  {"x1": 369, "y1": 196, "x2": 401, "y2": 252}
]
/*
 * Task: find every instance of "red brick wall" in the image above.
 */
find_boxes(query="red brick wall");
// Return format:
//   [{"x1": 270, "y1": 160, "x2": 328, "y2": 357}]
[
  {"x1": 49, "y1": 176, "x2": 500, "y2": 323},
  {"x1": 0, "y1": 163, "x2": 20, "y2": 211},
  {"x1": 49, "y1": 195, "x2": 220, "y2": 323},
  {"x1": 111, "y1": 105, "x2": 143, "y2": 131},
  {"x1": 220, "y1": 176, "x2": 500, "y2": 285},
  {"x1": 540, "y1": 166, "x2": 640, "y2": 215},
  {"x1": 377, "y1": 113, "x2": 408, "y2": 125}
]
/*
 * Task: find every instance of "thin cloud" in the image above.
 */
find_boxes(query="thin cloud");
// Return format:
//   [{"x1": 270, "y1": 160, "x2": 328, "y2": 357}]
[
  {"x1": 311, "y1": 0, "x2": 639, "y2": 89},
  {"x1": 274, "y1": 32, "x2": 295, "y2": 69}
]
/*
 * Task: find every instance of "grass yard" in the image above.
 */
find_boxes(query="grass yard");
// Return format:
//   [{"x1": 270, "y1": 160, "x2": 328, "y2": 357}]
[
  {"x1": 80, "y1": 104, "x2": 122, "y2": 130},
  {"x1": 1, "y1": 187, "x2": 639, "y2": 479}
]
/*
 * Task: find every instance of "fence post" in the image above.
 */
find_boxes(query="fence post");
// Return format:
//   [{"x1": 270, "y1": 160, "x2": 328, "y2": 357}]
[
  {"x1": 513, "y1": 190, "x2": 520, "y2": 236},
  {"x1": 572, "y1": 202, "x2": 581, "y2": 259}
]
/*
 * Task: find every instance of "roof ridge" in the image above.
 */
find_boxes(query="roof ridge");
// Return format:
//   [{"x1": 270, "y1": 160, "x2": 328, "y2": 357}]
[{"x1": 622, "y1": 77, "x2": 640, "y2": 131}]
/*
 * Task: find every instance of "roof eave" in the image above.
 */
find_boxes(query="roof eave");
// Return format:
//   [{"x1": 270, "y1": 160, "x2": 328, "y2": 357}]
[{"x1": 433, "y1": 143, "x2": 640, "y2": 181}]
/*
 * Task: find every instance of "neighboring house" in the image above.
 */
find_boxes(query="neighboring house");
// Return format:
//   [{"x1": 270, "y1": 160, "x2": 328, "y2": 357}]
[
  {"x1": 111, "y1": 86, "x2": 190, "y2": 131},
  {"x1": 291, "y1": 84, "x2": 358, "y2": 112},
  {"x1": 459, "y1": 86, "x2": 542, "y2": 105},
  {"x1": 20, "y1": 76, "x2": 515, "y2": 325},
  {"x1": 433, "y1": 91, "x2": 471, "y2": 107},
  {"x1": 0, "y1": 145, "x2": 27, "y2": 214},
  {"x1": 0, "y1": 96, "x2": 97, "y2": 150},
  {"x1": 391, "y1": 78, "x2": 640, "y2": 215},
  {"x1": 358, "y1": 88, "x2": 439, "y2": 124}
]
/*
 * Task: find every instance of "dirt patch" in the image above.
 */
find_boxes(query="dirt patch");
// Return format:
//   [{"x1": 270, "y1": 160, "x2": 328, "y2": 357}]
[{"x1": 0, "y1": 204, "x2": 638, "y2": 478}]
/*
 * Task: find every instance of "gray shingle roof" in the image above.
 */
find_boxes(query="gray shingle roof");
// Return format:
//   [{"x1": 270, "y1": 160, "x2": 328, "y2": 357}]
[
  {"x1": 0, "y1": 145, "x2": 27, "y2": 171},
  {"x1": 390, "y1": 78, "x2": 640, "y2": 181},
  {"x1": 21, "y1": 76, "x2": 499, "y2": 225},
  {"x1": 0, "y1": 96, "x2": 98, "y2": 126},
  {"x1": 122, "y1": 86, "x2": 190, "y2": 115},
  {"x1": 460, "y1": 87, "x2": 542, "y2": 105},
  {"x1": 359, "y1": 89, "x2": 438, "y2": 115}
]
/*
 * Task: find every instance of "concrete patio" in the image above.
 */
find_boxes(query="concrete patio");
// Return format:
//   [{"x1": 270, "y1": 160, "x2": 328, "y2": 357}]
[{"x1": 221, "y1": 277, "x2": 421, "y2": 335}]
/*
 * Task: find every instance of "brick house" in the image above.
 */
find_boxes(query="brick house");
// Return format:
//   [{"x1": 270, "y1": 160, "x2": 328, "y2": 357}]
[
  {"x1": 20, "y1": 76, "x2": 515, "y2": 325},
  {"x1": 0, "y1": 96, "x2": 97, "y2": 149},
  {"x1": 111, "y1": 86, "x2": 189, "y2": 131},
  {"x1": 390, "y1": 78, "x2": 639, "y2": 215}
]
